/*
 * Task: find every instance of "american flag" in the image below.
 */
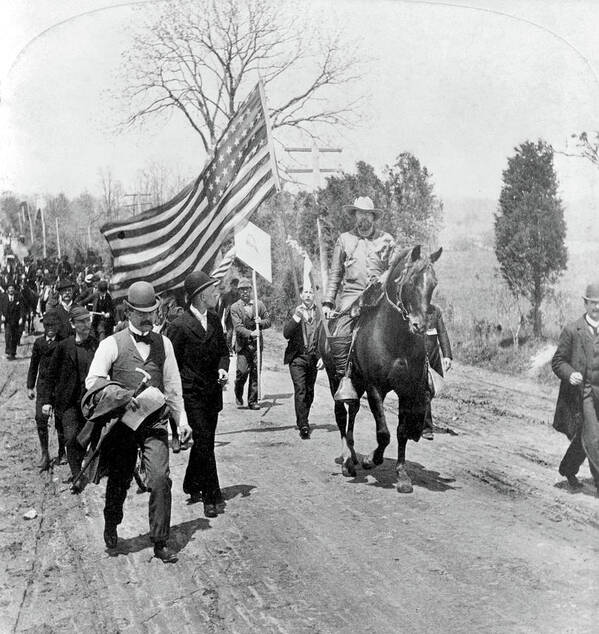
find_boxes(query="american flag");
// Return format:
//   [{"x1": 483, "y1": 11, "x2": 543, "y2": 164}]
[{"x1": 101, "y1": 83, "x2": 278, "y2": 298}]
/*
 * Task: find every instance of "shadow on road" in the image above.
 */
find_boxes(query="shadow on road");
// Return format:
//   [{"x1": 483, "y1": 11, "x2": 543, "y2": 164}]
[
  {"x1": 221, "y1": 483, "x2": 256, "y2": 500},
  {"x1": 346, "y1": 457, "x2": 457, "y2": 492},
  {"x1": 107, "y1": 517, "x2": 212, "y2": 557}
]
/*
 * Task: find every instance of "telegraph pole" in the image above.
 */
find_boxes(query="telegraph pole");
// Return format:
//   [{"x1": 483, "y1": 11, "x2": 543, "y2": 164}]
[{"x1": 284, "y1": 142, "x2": 342, "y2": 294}]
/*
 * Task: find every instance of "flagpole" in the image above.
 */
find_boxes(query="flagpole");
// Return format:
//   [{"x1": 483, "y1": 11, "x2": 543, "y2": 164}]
[
  {"x1": 252, "y1": 268, "x2": 262, "y2": 402},
  {"x1": 258, "y1": 79, "x2": 281, "y2": 193},
  {"x1": 55, "y1": 217, "x2": 61, "y2": 259}
]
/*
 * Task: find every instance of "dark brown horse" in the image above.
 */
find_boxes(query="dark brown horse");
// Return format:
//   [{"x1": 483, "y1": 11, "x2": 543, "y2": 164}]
[{"x1": 318, "y1": 245, "x2": 442, "y2": 493}]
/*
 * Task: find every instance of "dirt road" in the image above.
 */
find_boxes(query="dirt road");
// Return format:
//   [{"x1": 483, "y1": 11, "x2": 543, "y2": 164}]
[{"x1": 1, "y1": 330, "x2": 598, "y2": 633}]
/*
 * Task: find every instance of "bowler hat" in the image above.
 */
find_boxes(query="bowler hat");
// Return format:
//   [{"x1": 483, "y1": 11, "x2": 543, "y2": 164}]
[
  {"x1": 124, "y1": 281, "x2": 160, "y2": 312},
  {"x1": 237, "y1": 277, "x2": 252, "y2": 289},
  {"x1": 342, "y1": 196, "x2": 383, "y2": 219},
  {"x1": 184, "y1": 270, "x2": 217, "y2": 299},
  {"x1": 70, "y1": 306, "x2": 91, "y2": 321},
  {"x1": 56, "y1": 277, "x2": 75, "y2": 291},
  {"x1": 583, "y1": 283, "x2": 599, "y2": 302},
  {"x1": 98, "y1": 280, "x2": 108, "y2": 292}
]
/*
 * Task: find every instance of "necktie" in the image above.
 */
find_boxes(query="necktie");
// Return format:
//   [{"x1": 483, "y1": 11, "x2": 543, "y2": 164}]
[{"x1": 131, "y1": 331, "x2": 150, "y2": 343}]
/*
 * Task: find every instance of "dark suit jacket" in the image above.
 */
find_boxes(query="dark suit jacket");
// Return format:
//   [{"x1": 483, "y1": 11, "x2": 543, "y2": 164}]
[
  {"x1": 424, "y1": 304, "x2": 452, "y2": 376},
  {"x1": 90, "y1": 291, "x2": 115, "y2": 329},
  {"x1": 54, "y1": 303, "x2": 74, "y2": 340},
  {"x1": 1, "y1": 293, "x2": 25, "y2": 326},
  {"x1": 230, "y1": 299, "x2": 271, "y2": 352},
  {"x1": 167, "y1": 309, "x2": 230, "y2": 412},
  {"x1": 551, "y1": 316, "x2": 594, "y2": 439},
  {"x1": 45, "y1": 335, "x2": 97, "y2": 413},
  {"x1": 27, "y1": 335, "x2": 60, "y2": 400},
  {"x1": 283, "y1": 306, "x2": 322, "y2": 365}
]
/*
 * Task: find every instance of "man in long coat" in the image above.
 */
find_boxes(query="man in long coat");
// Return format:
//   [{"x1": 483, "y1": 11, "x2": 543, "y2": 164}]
[
  {"x1": 168, "y1": 271, "x2": 230, "y2": 518},
  {"x1": 422, "y1": 303, "x2": 453, "y2": 440},
  {"x1": 551, "y1": 282, "x2": 599, "y2": 492},
  {"x1": 1, "y1": 282, "x2": 25, "y2": 359}
]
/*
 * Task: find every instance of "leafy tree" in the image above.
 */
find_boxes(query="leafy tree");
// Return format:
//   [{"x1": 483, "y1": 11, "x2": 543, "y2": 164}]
[
  {"x1": 384, "y1": 152, "x2": 443, "y2": 247},
  {"x1": 495, "y1": 140, "x2": 567, "y2": 336},
  {"x1": 566, "y1": 131, "x2": 599, "y2": 167},
  {"x1": 0, "y1": 193, "x2": 22, "y2": 234},
  {"x1": 121, "y1": 0, "x2": 363, "y2": 151}
]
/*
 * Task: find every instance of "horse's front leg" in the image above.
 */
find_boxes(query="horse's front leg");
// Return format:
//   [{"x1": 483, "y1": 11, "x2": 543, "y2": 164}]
[
  {"x1": 362, "y1": 386, "x2": 390, "y2": 469},
  {"x1": 341, "y1": 400, "x2": 360, "y2": 476},
  {"x1": 396, "y1": 411, "x2": 413, "y2": 493}
]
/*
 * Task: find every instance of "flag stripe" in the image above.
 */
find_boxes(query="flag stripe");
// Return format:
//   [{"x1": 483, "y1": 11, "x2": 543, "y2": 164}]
[
  {"x1": 110, "y1": 175, "x2": 275, "y2": 296},
  {"x1": 109, "y1": 145, "x2": 268, "y2": 258},
  {"x1": 102, "y1": 82, "x2": 277, "y2": 298},
  {"x1": 112, "y1": 153, "x2": 271, "y2": 270}
]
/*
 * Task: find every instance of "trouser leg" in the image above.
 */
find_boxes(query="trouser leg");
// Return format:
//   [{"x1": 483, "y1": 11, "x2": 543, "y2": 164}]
[
  {"x1": 559, "y1": 429, "x2": 587, "y2": 477},
  {"x1": 183, "y1": 403, "x2": 220, "y2": 502},
  {"x1": 140, "y1": 424, "x2": 171, "y2": 544},
  {"x1": 54, "y1": 412, "x2": 66, "y2": 460},
  {"x1": 290, "y1": 357, "x2": 310, "y2": 427},
  {"x1": 235, "y1": 351, "x2": 250, "y2": 402},
  {"x1": 248, "y1": 351, "x2": 259, "y2": 405},
  {"x1": 62, "y1": 407, "x2": 86, "y2": 478},
  {"x1": 35, "y1": 401, "x2": 51, "y2": 469},
  {"x1": 104, "y1": 426, "x2": 137, "y2": 527}
]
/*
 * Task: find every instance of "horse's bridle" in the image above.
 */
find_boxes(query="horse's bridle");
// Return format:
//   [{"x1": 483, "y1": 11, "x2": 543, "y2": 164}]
[{"x1": 385, "y1": 258, "x2": 427, "y2": 320}]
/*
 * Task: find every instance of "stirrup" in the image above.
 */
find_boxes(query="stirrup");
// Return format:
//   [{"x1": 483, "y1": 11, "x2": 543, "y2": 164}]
[{"x1": 334, "y1": 376, "x2": 359, "y2": 402}]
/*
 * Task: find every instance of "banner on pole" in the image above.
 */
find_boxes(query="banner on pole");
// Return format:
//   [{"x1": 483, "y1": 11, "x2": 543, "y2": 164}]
[{"x1": 234, "y1": 222, "x2": 272, "y2": 283}]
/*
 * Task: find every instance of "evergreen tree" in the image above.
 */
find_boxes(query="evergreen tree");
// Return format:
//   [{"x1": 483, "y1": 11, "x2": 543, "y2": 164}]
[{"x1": 495, "y1": 140, "x2": 567, "y2": 336}]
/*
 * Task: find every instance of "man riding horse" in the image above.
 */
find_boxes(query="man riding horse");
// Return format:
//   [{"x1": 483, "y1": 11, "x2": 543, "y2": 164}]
[{"x1": 322, "y1": 196, "x2": 398, "y2": 401}]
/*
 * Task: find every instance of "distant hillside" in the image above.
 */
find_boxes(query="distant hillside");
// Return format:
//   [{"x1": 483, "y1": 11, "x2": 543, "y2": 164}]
[{"x1": 439, "y1": 196, "x2": 599, "y2": 246}]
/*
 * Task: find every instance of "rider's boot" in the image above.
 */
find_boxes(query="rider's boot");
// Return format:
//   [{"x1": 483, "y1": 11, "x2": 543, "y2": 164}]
[
  {"x1": 334, "y1": 375, "x2": 359, "y2": 402},
  {"x1": 37, "y1": 427, "x2": 51, "y2": 471}
]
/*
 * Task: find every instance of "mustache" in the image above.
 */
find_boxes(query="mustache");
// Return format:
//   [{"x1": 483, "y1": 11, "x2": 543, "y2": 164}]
[{"x1": 139, "y1": 320, "x2": 154, "y2": 326}]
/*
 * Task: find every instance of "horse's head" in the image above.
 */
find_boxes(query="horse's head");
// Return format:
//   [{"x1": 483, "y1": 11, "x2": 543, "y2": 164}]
[{"x1": 386, "y1": 245, "x2": 442, "y2": 334}]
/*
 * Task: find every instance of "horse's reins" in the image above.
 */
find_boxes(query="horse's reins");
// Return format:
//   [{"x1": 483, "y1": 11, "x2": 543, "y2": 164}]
[{"x1": 385, "y1": 258, "x2": 428, "y2": 320}]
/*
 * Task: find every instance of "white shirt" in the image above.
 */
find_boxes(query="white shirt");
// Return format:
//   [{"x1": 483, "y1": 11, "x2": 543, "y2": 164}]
[
  {"x1": 586, "y1": 315, "x2": 599, "y2": 333},
  {"x1": 189, "y1": 304, "x2": 208, "y2": 330},
  {"x1": 85, "y1": 325, "x2": 188, "y2": 427}
]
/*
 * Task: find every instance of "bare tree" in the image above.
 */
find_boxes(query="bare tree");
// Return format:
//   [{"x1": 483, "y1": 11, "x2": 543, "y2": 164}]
[
  {"x1": 559, "y1": 131, "x2": 599, "y2": 167},
  {"x1": 98, "y1": 168, "x2": 124, "y2": 221},
  {"x1": 120, "y1": 0, "x2": 364, "y2": 151}
]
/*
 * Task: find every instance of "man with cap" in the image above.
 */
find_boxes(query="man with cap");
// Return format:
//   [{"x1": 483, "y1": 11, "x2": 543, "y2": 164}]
[
  {"x1": 1, "y1": 282, "x2": 25, "y2": 360},
  {"x1": 85, "y1": 281, "x2": 192, "y2": 562},
  {"x1": 89, "y1": 279, "x2": 115, "y2": 341},
  {"x1": 43, "y1": 306, "x2": 98, "y2": 485},
  {"x1": 283, "y1": 286, "x2": 322, "y2": 439},
  {"x1": 230, "y1": 277, "x2": 271, "y2": 410},
  {"x1": 552, "y1": 282, "x2": 599, "y2": 494},
  {"x1": 54, "y1": 278, "x2": 77, "y2": 339},
  {"x1": 321, "y1": 196, "x2": 398, "y2": 400},
  {"x1": 27, "y1": 309, "x2": 64, "y2": 470},
  {"x1": 167, "y1": 271, "x2": 230, "y2": 517}
]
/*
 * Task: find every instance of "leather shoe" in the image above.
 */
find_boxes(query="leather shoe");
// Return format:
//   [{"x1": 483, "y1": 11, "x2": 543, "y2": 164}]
[
  {"x1": 104, "y1": 523, "x2": 118, "y2": 549},
  {"x1": 566, "y1": 474, "x2": 583, "y2": 489},
  {"x1": 248, "y1": 403, "x2": 260, "y2": 410},
  {"x1": 421, "y1": 429, "x2": 434, "y2": 441},
  {"x1": 235, "y1": 398, "x2": 244, "y2": 408},
  {"x1": 299, "y1": 426, "x2": 311, "y2": 439},
  {"x1": 153, "y1": 543, "x2": 178, "y2": 563},
  {"x1": 188, "y1": 492, "x2": 203, "y2": 504},
  {"x1": 203, "y1": 503, "x2": 218, "y2": 518}
]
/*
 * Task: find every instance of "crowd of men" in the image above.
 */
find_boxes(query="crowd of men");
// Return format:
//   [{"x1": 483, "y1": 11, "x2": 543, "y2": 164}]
[{"x1": 9, "y1": 193, "x2": 599, "y2": 565}]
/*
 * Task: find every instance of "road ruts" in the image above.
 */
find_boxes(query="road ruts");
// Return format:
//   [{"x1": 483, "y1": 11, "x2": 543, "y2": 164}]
[{"x1": 1, "y1": 330, "x2": 599, "y2": 632}]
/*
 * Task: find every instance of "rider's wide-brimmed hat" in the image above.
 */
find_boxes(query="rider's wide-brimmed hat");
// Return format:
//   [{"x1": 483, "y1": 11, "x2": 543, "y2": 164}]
[
  {"x1": 583, "y1": 282, "x2": 599, "y2": 302},
  {"x1": 124, "y1": 281, "x2": 160, "y2": 312},
  {"x1": 343, "y1": 196, "x2": 384, "y2": 219}
]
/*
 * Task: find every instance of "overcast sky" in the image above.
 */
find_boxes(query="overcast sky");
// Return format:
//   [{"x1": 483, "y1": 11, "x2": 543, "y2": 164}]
[{"x1": 1, "y1": 0, "x2": 599, "y2": 216}]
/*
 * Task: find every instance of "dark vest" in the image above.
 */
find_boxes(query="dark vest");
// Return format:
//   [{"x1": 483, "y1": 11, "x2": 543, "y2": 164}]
[{"x1": 111, "y1": 329, "x2": 165, "y2": 392}]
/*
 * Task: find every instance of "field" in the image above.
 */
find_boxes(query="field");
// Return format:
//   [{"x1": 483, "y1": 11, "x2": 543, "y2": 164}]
[{"x1": 431, "y1": 239, "x2": 592, "y2": 377}]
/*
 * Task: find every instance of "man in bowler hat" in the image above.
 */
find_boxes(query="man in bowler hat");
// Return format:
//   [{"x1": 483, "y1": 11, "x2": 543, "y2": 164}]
[
  {"x1": 552, "y1": 282, "x2": 599, "y2": 493},
  {"x1": 168, "y1": 271, "x2": 230, "y2": 518},
  {"x1": 86, "y1": 281, "x2": 192, "y2": 562}
]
